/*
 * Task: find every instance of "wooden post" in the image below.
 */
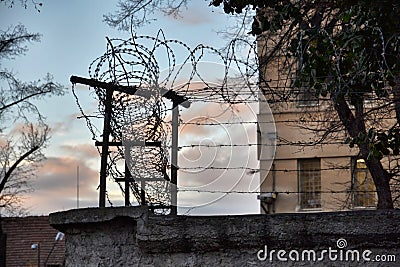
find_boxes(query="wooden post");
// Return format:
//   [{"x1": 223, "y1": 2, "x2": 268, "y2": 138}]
[
  {"x1": 99, "y1": 88, "x2": 113, "y2": 207},
  {"x1": 124, "y1": 164, "x2": 130, "y2": 206},
  {"x1": 141, "y1": 178, "x2": 146, "y2": 206},
  {"x1": 170, "y1": 102, "x2": 179, "y2": 215}
]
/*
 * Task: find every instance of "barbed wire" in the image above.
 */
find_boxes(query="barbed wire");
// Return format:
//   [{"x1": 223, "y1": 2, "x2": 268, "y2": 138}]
[
  {"x1": 178, "y1": 166, "x2": 354, "y2": 172},
  {"x1": 72, "y1": 30, "x2": 263, "y2": 208},
  {"x1": 72, "y1": 23, "x2": 400, "y2": 209},
  {"x1": 176, "y1": 189, "x2": 400, "y2": 194}
]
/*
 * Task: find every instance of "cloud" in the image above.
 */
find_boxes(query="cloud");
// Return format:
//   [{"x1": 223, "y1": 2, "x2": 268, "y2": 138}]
[
  {"x1": 60, "y1": 143, "x2": 99, "y2": 159},
  {"x1": 168, "y1": 7, "x2": 216, "y2": 25},
  {"x1": 178, "y1": 101, "x2": 255, "y2": 140},
  {"x1": 35, "y1": 157, "x2": 97, "y2": 193},
  {"x1": 21, "y1": 156, "x2": 99, "y2": 214},
  {"x1": 168, "y1": 97, "x2": 260, "y2": 207},
  {"x1": 180, "y1": 10, "x2": 213, "y2": 25},
  {"x1": 50, "y1": 112, "x2": 81, "y2": 136}
]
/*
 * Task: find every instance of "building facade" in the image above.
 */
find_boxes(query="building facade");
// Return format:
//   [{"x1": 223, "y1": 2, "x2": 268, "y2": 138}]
[
  {"x1": 258, "y1": 96, "x2": 378, "y2": 213},
  {"x1": 257, "y1": 37, "x2": 379, "y2": 213}
]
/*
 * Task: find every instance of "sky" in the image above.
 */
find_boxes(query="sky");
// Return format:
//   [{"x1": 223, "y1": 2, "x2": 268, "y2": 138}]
[{"x1": 1, "y1": 0, "x2": 262, "y2": 215}]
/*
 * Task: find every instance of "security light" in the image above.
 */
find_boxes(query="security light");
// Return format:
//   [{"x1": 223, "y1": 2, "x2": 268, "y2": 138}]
[
  {"x1": 258, "y1": 192, "x2": 277, "y2": 204},
  {"x1": 31, "y1": 243, "x2": 40, "y2": 266}
]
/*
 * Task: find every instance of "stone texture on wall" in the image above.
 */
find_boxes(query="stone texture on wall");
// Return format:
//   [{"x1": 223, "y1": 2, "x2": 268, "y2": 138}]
[{"x1": 49, "y1": 207, "x2": 400, "y2": 267}]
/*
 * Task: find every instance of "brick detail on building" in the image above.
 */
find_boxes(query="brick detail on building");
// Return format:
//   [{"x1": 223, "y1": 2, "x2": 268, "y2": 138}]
[{"x1": 2, "y1": 216, "x2": 65, "y2": 267}]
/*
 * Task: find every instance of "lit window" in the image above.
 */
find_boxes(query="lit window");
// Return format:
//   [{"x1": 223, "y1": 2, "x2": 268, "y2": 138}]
[
  {"x1": 353, "y1": 159, "x2": 376, "y2": 207},
  {"x1": 299, "y1": 158, "x2": 321, "y2": 209}
]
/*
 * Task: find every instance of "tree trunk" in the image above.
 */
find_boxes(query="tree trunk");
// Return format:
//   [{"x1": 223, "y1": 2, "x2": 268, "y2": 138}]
[
  {"x1": 334, "y1": 95, "x2": 394, "y2": 209},
  {"x1": 393, "y1": 77, "x2": 400, "y2": 126},
  {"x1": 364, "y1": 153, "x2": 394, "y2": 209}
]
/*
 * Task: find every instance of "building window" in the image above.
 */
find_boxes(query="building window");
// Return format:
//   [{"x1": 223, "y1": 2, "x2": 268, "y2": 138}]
[
  {"x1": 352, "y1": 158, "x2": 376, "y2": 207},
  {"x1": 297, "y1": 82, "x2": 325, "y2": 107},
  {"x1": 297, "y1": 87, "x2": 319, "y2": 107},
  {"x1": 298, "y1": 158, "x2": 321, "y2": 209}
]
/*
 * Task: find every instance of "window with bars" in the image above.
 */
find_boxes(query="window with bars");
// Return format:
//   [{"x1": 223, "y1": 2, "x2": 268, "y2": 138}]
[
  {"x1": 298, "y1": 158, "x2": 321, "y2": 209},
  {"x1": 352, "y1": 158, "x2": 376, "y2": 207},
  {"x1": 296, "y1": 87, "x2": 319, "y2": 107}
]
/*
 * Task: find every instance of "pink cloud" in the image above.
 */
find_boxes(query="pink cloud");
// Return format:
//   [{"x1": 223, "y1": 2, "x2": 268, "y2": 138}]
[
  {"x1": 166, "y1": 6, "x2": 216, "y2": 25},
  {"x1": 60, "y1": 143, "x2": 99, "y2": 159},
  {"x1": 21, "y1": 156, "x2": 99, "y2": 214}
]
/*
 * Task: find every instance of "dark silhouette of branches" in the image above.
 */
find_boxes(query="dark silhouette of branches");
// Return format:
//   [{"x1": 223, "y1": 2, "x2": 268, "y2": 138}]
[
  {"x1": 0, "y1": 124, "x2": 49, "y2": 214},
  {"x1": 104, "y1": 0, "x2": 188, "y2": 30},
  {"x1": 0, "y1": 24, "x2": 40, "y2": 59},
  {"x1": 0, "y1": 15, "x2": 64, "y2": 215},
  {"x1": 1, "y1": 0, "x2": 42, "y2": 11}
]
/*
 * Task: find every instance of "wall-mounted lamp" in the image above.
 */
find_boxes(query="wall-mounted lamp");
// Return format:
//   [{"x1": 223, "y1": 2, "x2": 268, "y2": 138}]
[
  {"x1": 44, "y1": 232, "x2": 64, "y2": 266},
  {"x1": 31, "y1": 242, "x2": 40, "y2": 266}
]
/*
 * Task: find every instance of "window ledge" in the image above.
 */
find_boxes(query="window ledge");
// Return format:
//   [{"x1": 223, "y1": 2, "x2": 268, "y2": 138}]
[
  {"x1": 296, "y1": 207, "x2": 323, "y2": 212},
  {"x1": 352, "y1": 206, "x2": 376, "y2": 210}
]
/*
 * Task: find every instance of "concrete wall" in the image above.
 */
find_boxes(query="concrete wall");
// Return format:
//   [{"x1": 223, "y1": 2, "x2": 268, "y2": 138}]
[{"x1": 49, "y1": 207, "x2": 400, "y2": 266}]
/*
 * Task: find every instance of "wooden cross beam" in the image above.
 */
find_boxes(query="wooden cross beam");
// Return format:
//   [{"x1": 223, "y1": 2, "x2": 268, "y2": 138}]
[{"x1": 70, "y1": 75, "x2": 190, "y2": 107}]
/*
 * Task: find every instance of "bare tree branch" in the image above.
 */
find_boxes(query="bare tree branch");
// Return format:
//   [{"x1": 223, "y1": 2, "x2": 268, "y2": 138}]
[
  {"x1": 0, "y1": 146, "x2": 39, "y2": 194},
  {"x1": 103, "y1": 0, "x2": 188, "y2": 30},
  {"x1": 0, "y1": 7, "x2": 64, "y2": 214}
]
